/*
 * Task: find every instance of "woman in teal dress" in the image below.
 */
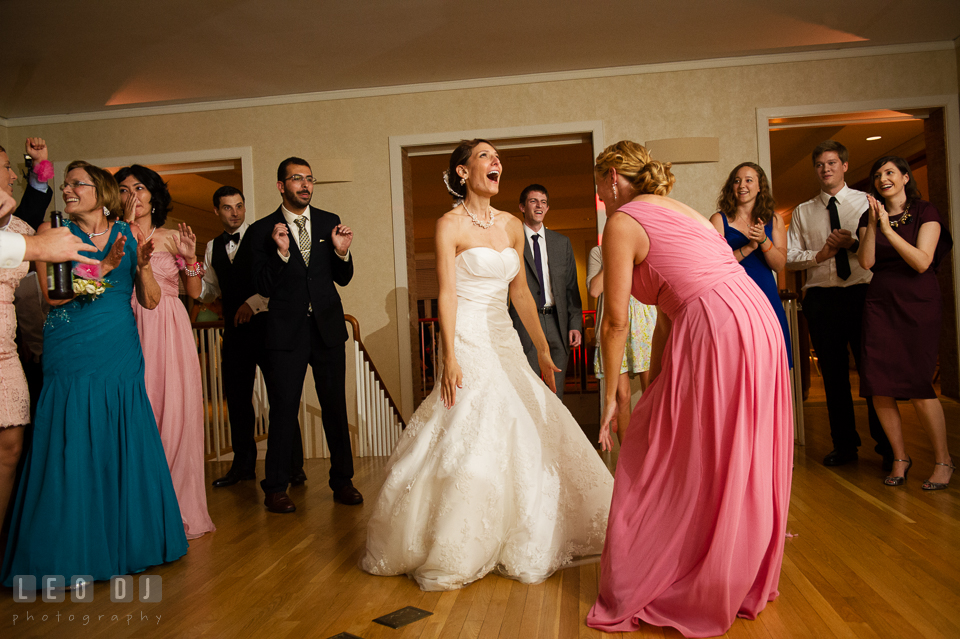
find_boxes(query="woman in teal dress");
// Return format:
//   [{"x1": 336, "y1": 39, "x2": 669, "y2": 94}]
[
  {"x1": 1, "y1": 161, "x2": 187, "y2": 587},
  {"x1": 711, "y1": 162, "x2": 793, "y2": 368}
]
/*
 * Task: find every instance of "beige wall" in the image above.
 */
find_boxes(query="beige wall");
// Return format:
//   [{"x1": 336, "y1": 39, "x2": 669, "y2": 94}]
[{"x1": 4, "y1": 48, "x2": 958, "y2": 412}]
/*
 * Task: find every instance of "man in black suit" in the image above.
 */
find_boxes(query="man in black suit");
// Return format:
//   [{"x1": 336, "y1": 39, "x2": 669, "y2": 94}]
[
  {"x1": 248, "y1": 157, "x2": 360, "y2": 513},
  {"x1": 509, "y1": 184, "x2": 582, "y2": 398},
  {"x1": 196, "y1": 186, "x2": 279, "y2": 488}
]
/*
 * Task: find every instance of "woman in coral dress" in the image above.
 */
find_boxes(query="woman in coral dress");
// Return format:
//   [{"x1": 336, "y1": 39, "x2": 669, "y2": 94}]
[
  {"x1": 586, "y1": 141, "x2": 793, "y2": 638},
  {"x1": 118, "y1": 164, "x2": 214, "y2": 539}
]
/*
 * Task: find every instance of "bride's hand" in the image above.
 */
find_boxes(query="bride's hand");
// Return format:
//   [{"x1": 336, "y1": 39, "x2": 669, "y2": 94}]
[
  {"x1": 537, "y1": 350, "x2": 561, "y2": 394},
  {"x1": 598, "y1": 396, "x2": 619, "y2": 452},
  {"x1": 440, "y1": 358, "x2": 463, "y2": 409}
]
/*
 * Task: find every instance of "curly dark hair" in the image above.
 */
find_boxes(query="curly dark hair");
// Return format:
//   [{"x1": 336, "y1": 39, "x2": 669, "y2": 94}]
[
  {"x1": 866, "y1": 156, "x2": 922, "y2": 213},
  {"x1": 716, "y1": 162, "x2": 776, "y2": 225},
  {"x1": 113, "y1": 164, "x2": 172, "y2": 228}
]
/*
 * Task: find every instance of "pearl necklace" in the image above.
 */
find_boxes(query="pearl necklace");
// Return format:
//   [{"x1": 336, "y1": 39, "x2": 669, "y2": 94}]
[{"x1": 462, "y1": 202, "x2": 496, "y2": 229}]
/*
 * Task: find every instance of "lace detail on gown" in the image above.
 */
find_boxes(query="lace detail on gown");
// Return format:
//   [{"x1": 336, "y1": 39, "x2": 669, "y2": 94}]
[
  {"x1": 0, "y1": 217, "x2": 35, "y2": 427},
  {"x1": 361, "y1": 247, "x2": 613, "y2": 591}
]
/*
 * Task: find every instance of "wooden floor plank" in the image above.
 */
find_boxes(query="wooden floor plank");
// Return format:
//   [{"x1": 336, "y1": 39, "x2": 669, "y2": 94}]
[{"x1": 0, "y1": 384, "x2": 956, "y2": 638}]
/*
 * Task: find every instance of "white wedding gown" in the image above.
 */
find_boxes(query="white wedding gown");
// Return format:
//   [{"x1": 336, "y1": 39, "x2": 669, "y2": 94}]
[{"x1": 361, "y1": 247, "x2": 614, "y2": 591}]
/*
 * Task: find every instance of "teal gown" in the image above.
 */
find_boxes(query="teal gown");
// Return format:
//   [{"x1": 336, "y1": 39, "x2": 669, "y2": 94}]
[{"x1": 1, "y1": 221, "x2": 188, "y2": 585}]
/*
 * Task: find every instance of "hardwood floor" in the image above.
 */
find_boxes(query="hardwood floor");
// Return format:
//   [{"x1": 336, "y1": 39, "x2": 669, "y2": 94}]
[{"x1": 2, "y1": 386, "x2": 958, "y2": 638}]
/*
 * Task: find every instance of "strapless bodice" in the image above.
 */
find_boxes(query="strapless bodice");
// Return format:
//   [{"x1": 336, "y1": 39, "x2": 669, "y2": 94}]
[{"x1": 455, "y1": 247, "x2": 520, "y2": 306}]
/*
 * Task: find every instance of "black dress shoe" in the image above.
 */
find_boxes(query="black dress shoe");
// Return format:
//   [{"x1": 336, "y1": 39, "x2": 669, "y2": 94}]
[
  {"x1": 212, "y1": 471, "x2": 256, "y2": 488},
  {"x1": 823, "y1": 449, "x2": 858, "y2": 466},
  {"x1": 264, "y1": 492, "x2": 296, "y2": 513},
  {"x1": 289, "y1": 469, "x2": 307, "y2": 486},
  {"x1": 332, "y1": 484, "x2": 363, "y2": 505}
]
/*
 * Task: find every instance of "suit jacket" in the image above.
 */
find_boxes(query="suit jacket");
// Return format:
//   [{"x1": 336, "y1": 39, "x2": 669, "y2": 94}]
[
  {"x1": 509, "y1": 228, "x2": 583, "y2": 354},
  {"x1": 16, "y1": 184, "x2": 53, "y2": 231},
  {"x1": 248, "y1": 206, "x2": 353, "y2": 351},
  {"x1": 211, "y1": 231, "x2": 265, "y2": 336}
]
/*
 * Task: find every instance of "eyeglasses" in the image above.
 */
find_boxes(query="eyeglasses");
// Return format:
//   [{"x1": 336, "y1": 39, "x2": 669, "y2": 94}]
[
  {"x1": 284, "y1": 174, "x2": 316, "y2": 185},
  {"x1": 60, "y1": 181, "x2": 96, "y2": 191}
]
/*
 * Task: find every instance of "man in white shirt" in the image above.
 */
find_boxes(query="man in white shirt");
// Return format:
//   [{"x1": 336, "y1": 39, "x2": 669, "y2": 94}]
[
  {"x1": 509, "y1": 184, "x2": 583, "y2": 398},
  {"x1": 196, "y1": 186, "x2": 270, "y2": 488},
  {"x1": 786, "y1": 140, "x2": 893, "y2": 469}
]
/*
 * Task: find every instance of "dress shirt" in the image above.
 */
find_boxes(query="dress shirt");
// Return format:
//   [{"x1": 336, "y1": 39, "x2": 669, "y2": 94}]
[
  {"x1": 278, "y1": 205, "x2": 350, "y2": 263},
  {"x1": 28, "y1": 173, "x2": 49, "y2": 194},
  {"x1": 198, "y1": 221, "x2": 268, "y2": 312},
  {"x1": 0, "y1": 231, "x2": 26, "y2": 268},
  {"x1": 786, "y1": 184, "x2": 872, "y2": 290},
  {"x1": 523, "y1": 223, "x2": 555, "y2": 307}
]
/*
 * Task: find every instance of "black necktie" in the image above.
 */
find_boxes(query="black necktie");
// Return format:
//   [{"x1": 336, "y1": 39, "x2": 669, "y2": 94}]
[
  {"x1": 827, "y1": 196, "x2": 851, "y2": 280},
  {"x1": 532, "y1": 234, "x2": 546, "y2": 308},
  {"x1": 224, "y1": 232, "x2": 240, "y2": 243}
]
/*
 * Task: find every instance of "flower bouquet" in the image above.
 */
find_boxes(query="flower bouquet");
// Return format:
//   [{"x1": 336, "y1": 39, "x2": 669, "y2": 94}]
[{"x1": 72, "y1": 263, "x2": 112, "y2": 302}]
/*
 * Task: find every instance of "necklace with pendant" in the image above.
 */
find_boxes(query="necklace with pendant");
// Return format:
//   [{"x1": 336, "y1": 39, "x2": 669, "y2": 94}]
[
  {"x1": 889, "y1": 210, "x2": 911, "y2": 228},
  {"x1": 462, "y1": 202, "x2": 495, "y2": 229}
]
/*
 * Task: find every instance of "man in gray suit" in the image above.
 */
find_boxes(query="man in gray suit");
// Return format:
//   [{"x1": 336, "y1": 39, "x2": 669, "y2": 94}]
[{"x1": 509, "y1": 184, "x2": 582, "y2": 398}]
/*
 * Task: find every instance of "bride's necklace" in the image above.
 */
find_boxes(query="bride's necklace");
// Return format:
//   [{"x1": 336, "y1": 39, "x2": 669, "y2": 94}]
[{"x1": 462, "y1": 202, "x2": 496, "y2": 229}]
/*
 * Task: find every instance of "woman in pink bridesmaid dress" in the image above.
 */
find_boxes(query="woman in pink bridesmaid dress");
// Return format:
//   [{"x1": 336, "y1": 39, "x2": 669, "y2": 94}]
[
  {"x1": 586, "y1": 142, "x2": 793, "y2": 638},
  {"x1": 118, "y1": 164, "x2": 215, "y2": 540}
]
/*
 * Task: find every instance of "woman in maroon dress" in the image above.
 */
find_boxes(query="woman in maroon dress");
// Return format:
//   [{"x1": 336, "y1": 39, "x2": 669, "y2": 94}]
[{"x1": 857, "y1": 155, "x2": 954, "y2": 490}]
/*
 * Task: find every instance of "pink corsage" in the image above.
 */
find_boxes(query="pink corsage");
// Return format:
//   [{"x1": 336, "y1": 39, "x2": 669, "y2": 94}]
[
  {"x1": 175, "y1": 255, "x2": 205, "y2": 278},
  {"x1": 71, "y1": 263, "x2": 112, "y2": 302},
  {"x1": 33, "y1": 160, "x2": 54, "y2": 182}
]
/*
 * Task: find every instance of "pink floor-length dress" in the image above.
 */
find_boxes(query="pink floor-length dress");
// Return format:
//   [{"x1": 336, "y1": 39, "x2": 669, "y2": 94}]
[
  {"x1": 133, "y1": 251, "x2": 215, "y2": 540},
  {"x1": 586, "y1": 202, "x2": 793, "y2": 638}
]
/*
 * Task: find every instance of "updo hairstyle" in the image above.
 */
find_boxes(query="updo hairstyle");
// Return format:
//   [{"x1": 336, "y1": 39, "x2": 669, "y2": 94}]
[
  {"x1": 594, "y1": 140, "x2": 676, "y2": 196},
  {"x1": 444, "y1": 138, "x2": 495, "y2": 200},
  {"x1": 66, "y1": 160, "x2": 122, "y2": 220}
]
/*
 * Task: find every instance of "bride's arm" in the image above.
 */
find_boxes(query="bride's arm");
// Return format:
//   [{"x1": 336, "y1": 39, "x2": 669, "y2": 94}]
[
  {"x1": 506, "y1": 217, "x2": 559, "y2": 393},
  {"x1": 435, "y1": 215, "x2": 462, "y2": 408}
]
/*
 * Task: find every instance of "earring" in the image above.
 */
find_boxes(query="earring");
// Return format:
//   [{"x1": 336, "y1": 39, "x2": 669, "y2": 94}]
[
  {"x1": 460, "y1": 177, "x2": 466, "y2": 185},
  {"x1": 152, "y1": 207, "x2": 156, "y2": 215},
  {"x1": 612, "y1": 183, "x2": 618, "y2": 200},
  {"x1": 103, "y1": 206, "x2": 110, "y2": 217}
]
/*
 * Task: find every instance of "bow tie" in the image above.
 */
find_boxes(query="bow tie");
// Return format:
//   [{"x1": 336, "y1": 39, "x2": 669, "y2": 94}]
[{"x1": 224, "y1": 232, "x2": 240, "y2": 243}]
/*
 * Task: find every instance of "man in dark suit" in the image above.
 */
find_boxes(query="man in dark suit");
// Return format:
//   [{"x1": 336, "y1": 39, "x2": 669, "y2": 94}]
[
  {"x1": 248, "y1": 157, "x2": 360, "y2": 513},
  {"x1": 196, "y1": 186, "x2": 277, "y2": 488},
  {"x1": 509, "y1": 184, "x2": 582, "y2": 398}
]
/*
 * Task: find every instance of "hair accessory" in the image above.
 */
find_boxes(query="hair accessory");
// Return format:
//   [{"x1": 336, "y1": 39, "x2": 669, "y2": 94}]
[
  {"x1": 103, "y1": 206, "x2": 110, "y2": 217},
  {"x1": 441, "y1": 170, "x2": 462, "y2": 198},
  {"x1": 33, "y1": 160, "x2": 54, "y2": 182}
]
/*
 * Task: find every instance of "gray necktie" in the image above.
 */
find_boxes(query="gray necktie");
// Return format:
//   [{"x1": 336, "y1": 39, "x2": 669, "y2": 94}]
[{"x1": 294, "y1": 216, "x2": 310, "y2": 266}]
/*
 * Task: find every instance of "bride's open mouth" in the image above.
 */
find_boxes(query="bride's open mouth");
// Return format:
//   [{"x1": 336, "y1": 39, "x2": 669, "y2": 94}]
[{"x1": 487, "y1": 170, "x2": 500, "y2": 183}]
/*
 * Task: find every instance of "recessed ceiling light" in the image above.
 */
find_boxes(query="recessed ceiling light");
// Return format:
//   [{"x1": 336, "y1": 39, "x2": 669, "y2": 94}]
[{"x1": 866, "y1": 136, "x2": 881, "y2": 141}]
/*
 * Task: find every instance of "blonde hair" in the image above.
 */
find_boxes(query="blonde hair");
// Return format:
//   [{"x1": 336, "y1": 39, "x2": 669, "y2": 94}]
[
  {"x1": 594, "y1": 140, "x2": 676, "y2": 196},
  {"x1": 66, "y1": 160, "x2": 122, "y2": 220}
]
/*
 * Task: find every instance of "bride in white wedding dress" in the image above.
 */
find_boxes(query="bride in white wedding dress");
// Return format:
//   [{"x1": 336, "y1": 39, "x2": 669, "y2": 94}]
[{"x1": 361, "y1": 139, "x2": 614, "y2": 591}]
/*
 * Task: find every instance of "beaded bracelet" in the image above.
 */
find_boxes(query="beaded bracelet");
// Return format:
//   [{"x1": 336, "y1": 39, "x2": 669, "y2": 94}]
[{"x1": 174, "y1": 255, "x2": 205, "y2": 277}]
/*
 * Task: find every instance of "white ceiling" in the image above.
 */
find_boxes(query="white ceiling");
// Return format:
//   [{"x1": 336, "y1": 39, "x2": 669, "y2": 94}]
[{"x1": 2, "y1": 0, "x2": 958, "y2": 120}]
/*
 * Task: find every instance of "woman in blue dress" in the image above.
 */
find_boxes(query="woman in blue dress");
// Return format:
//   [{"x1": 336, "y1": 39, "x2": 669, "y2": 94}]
[
  {"x1": 711, "y1": 162, "x2": 792, "y2": 368},
  {"x1": 2, "y1": 161, "x2": 187, "y2": 587}
]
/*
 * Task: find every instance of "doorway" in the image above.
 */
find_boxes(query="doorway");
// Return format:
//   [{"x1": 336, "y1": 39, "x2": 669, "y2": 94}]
[
  {"x1": 761, "y1": 101, "x2": 960, "y2": 404},
  {"x1": 389, "y1": 122, "x2": 605, "y2": 418}
]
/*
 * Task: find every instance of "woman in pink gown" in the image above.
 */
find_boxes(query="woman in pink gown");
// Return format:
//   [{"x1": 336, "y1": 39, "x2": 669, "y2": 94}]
[
  {"x1": 118, "y1": 164, "x2": 215, "y2": 540},
  {"x1": 586, "y1": 142, "x2": 793, "y2": 638}
]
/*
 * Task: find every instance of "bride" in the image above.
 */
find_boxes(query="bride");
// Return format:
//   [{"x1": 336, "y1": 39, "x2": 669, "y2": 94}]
[{"x1": 361, "y1": 139, "x2": 614, "y2": 591}]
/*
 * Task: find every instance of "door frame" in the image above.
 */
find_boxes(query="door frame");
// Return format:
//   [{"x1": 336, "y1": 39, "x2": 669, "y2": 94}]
[{"x1": 388, "y1": 121, "x2": 605, "y2": 418}]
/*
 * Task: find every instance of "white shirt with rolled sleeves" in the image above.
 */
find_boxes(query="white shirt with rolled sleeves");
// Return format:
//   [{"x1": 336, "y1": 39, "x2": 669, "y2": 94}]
[
  {"x1": 786, "y1": 183, "x2": 872, "y2": 290},
  {"x1": 198, "y1": 221, "x2": 268, "y2": 312},
  {"x1": 0, "y1": 232, "x2": 27, "y2": 269}
]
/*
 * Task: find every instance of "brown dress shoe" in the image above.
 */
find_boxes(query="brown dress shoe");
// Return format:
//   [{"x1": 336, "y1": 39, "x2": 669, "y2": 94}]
[
  {"x1": 332, "y1": 484, "x2": 363, "y2": 505},
  {"x1": 264, "y1": 491, "x2": 296, "y2": 513},
  {"x1": 289, "y1": 469, "x2": 307, "y2": 486}
]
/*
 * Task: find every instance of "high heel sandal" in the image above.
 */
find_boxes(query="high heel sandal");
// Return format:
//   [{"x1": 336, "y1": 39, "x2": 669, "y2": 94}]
[
  {"x1": 883, "y1": 458, "x2": 912, "y2": 486},
  {"x1": 921, "y1": 460, "x2": 955, "y2": 491}
]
